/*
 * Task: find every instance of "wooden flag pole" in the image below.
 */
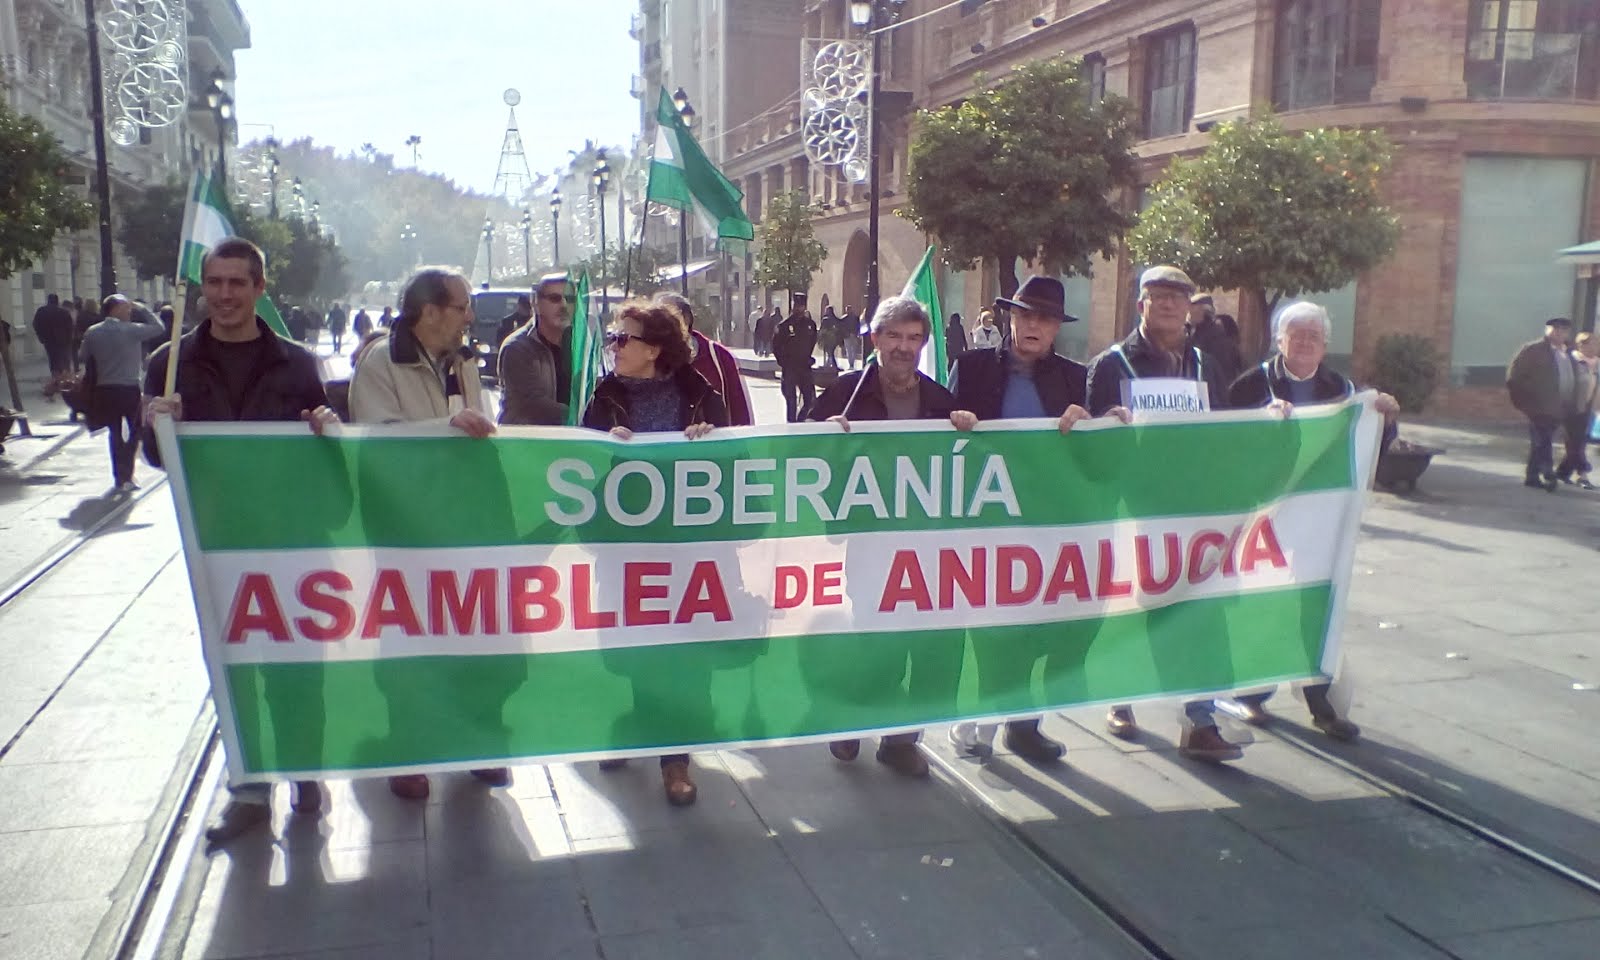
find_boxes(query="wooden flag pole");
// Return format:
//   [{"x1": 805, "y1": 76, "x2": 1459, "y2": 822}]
[{"x1": 162, "y1": 281, "x2": 188, "y2": 398}]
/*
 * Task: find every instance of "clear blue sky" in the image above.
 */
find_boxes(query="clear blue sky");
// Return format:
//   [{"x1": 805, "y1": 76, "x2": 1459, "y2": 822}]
[{"x1": 233, "y1": 0, "x2": 642, "y2": 193}]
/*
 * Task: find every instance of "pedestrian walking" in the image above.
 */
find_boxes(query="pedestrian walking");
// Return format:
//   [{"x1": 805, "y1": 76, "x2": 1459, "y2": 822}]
[
  {"x1": 754, "y1": 305, "x2": 779, "y2": 358},
  {"x1": 348, "y1": 266, "x2": 512, "y2": 801},
  {"x1": 772, "y1": 294, "x2": 818, "y2": 422},
  {"x1": 970, "y1": 309, "x2": 1003, "y2": 349},
  {"x1": 378, "y1": 306, "x2": 395, "y2": 329},
  {"x1": 1086, "y1": 265, "x2": 1243, "y2": 762},
  {"x1": 944, "y1": 310, "x2": 969, "y2": 367},
  {"x1": 1557, "y1": 329, "x2": 1599, "y2": 488},
  {"x1": 657, "y1": 292, "x2": 755, "y2": 425},
  {"x1": 79, "y1": 296, "x2": 166, "y2": 492},
  {"x1": 497, "y1": 274, "x2": 572, "y2": 426},
  {"x1": 582, "y1": 298, "x2": 729, "y2": 807},
  {"x1": 841, "y1": 303, "x2": 862, "y2": 369},
  {"x1": 31, "y1": 294, "x2": 75, "y2": 397},
  {"x1": 1225, "y1": 301, "x2": 1399, "y2": 740},
  {"x1": 1507, "y1": 317, "x2": 1577, "y2": 492},
  {"x1": 353, "y1": 307, "x2": 373, "y2": 341},
  {"x1": 819, "y1": 304, "x2": 843, "y2": 369},
  {"x1": 327, "y1": 301, "x2": 348, "y2": 353},
  {"x1": 944, "y1": 277, "x2": 1096, "y2": 764},
  {"x1": 808, "y1": 295, "x2": 959, "y2": 779}
]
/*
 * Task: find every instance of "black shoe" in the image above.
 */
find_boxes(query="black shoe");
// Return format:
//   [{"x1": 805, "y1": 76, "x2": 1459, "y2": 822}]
[
  {"x1": 205, "y1": 800, "x2": 271, "y2": 845},
  {"x1": 1525, "y1": 477, "x2": 1547, "y2": 489},
  {"x1": 1544, "y1": 475, "x2": 1559, "y2": 492},
  {"x1": 597, "y1": 758, "x2": 629, "y2": 771},
  {"x1": 1003, "y1": 721, "x2": 1064, "y2": 764}
]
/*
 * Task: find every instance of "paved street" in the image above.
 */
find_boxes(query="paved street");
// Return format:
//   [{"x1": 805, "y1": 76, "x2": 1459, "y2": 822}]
[{"x1": 4, "y1": 348, "x2": 1600, "y2": 959}]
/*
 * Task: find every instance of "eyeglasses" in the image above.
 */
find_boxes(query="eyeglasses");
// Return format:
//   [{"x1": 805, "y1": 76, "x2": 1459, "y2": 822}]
[
  {"x1": 605, "y1": 331, "x2": 643, "y2": 348},
  {"x1": 444, "y1": 300, "x2": 471, "y2": 313},
  {"x1": 540, "y1": 293, "x2": 577, "y2": 304}
]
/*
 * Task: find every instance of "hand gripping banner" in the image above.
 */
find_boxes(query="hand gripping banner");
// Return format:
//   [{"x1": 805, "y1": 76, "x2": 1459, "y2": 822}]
[{"x1": 155, "y1": 397, "x2": 1382, "y2": 779}]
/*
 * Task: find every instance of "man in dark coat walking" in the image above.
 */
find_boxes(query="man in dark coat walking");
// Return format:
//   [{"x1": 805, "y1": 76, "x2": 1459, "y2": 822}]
[
  {"x1": 1507, "y1": 317, "x2": 1578, "y2": 491},
  {"x1": 772, "y1": 293, "x2": 818, "y2": 422}
]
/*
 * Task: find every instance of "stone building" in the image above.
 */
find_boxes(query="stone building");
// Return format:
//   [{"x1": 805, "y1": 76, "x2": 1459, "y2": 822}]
[
  {"x1": 713, "y1": 0, "x2": 1600, "y2": 417},
  {"x1": 0, "y1": 0, "x2": 248, "y2": 361}
]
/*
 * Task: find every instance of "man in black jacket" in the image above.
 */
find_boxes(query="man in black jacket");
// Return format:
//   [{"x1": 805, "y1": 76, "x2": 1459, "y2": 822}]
[
  {"x1": 143, "y1": 237, "x2": 339, "y2": 845},
  {"x1": 1187, "y1": 293, "x2": 1244, "y2": 390},
  {"x1": 772, "y1": 293, "x2": 818, "y2": 421},
  {"x1": 1085, "y1": 265, "x2": 1241, "y2": 762},
  {"x1": 809, "y1": 296, "x2": 957, "y2": 779},
  {"x1": 944, "y1": 276, "x2": 1097, "y2": 764}
]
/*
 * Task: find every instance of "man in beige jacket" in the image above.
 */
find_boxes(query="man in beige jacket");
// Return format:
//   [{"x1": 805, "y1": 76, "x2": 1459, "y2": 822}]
[{"x1": 348, "y1": 266, "x2": 509, "y2": 800}]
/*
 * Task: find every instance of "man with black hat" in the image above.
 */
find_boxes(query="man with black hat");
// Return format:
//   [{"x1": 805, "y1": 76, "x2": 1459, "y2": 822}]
[
  {"x1": 944, "y1": 276, "x2": 1100, "y2": 763},
  {"x1": 1507, "y1": 317, "x2": 1577, "y2": 491},
  {"x1": 1188, "y1": 292, "x2": 1243, "y2": 389},
  {"x1": 1086, "y1": 265, "x2": 1242, "y2": 762},
  {"x1": 772, "y1": 292, "x2": 818, "y2": 422}
]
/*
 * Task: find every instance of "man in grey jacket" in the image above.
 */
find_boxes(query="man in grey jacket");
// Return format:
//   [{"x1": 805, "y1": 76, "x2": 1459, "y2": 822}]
[
  {"x1": 80, "y1": 295, "x2": 167, "y2": 492},
  {"x1": 497, "y1": 273, "x2": 573, "y2": 425}
]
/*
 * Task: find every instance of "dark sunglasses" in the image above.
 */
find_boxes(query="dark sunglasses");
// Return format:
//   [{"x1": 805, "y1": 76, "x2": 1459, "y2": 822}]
[
  {"x1": 605, "y1": 331, "x2": 645, "y2": 348},
  {"x1": 540, "y1": 293, "x2": 577, "y2": 304}
]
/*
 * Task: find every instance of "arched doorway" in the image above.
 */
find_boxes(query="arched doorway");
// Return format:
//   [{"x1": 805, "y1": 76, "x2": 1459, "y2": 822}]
[{"x1": 841, "y1": 230, "x2": 870, "y2": 315}]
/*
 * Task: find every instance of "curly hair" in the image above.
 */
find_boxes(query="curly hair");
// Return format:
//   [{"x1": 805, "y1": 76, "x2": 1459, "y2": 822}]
[{"x1": 616, "y1": 299, "x2": 691, "y2": 374}]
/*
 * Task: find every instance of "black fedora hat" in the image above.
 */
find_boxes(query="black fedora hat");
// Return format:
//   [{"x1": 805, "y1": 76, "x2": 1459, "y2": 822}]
[{"x1": 996, "y1": 276, "x2": 1079, "y2": 323}]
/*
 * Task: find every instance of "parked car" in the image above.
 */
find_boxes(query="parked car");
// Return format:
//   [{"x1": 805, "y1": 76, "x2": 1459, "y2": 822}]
[{"x1": 469, "y1": 287, "x2": 526, "y2": 386}]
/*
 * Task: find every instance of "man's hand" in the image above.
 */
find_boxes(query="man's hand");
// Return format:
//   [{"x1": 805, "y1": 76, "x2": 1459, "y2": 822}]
[
  {"x1": 950, "y1": 410, "x2": 978, "y2": 432},
  {"x1": 450, "y1": 408, "x2": 496, "y2": 438},
  {"x1": 145, "y1": 394, "x2": 182, "y2": 426},
  {"x1": 1267, "y1": 398, "x2": 1295, "y2": 419},
  {"x1": 301, "y1": 405, "x2": 340, "y2": 436},
  {"x1": 1374, "y1": 392, "x2": 1400, "y2": 421},
  {"x1": 685, "y1": 422, "x2": 714, "y2": 440},
  {"x1": 1058, "y1": 405, "x2": 1091, "y2": 434},
  {"x1": 609, "y1": 426, "x2": 634, "y2": 441},
  {"x1": 1105, "y1": 405, "x2": 1132, "y2": 425},
  {"x1": 827, "y1": 415, "x2": 851, "y2": 433}
]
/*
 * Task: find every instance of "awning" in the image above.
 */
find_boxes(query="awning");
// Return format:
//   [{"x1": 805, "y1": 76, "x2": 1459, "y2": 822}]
[
  {"x1": 655, "y1": 258, "x2": 717, "y2": 282},
  {"x1": 1558, "y1": 240, "x2": 1600, "y2": 265}
]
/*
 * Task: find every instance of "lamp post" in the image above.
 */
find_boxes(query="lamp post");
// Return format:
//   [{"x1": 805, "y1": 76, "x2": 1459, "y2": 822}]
[
  {"x1": 310, "y1": 200, "x2": 321, "y2": 232},
  {"x1": 401, "y1": 223, "x2": 417, "y2": 266},
  {"x1": 849, "y1": 0, "x2": 904, "y2": 324},
  {"x1": 483, "y1": 219, "x2": 495, "y2": 283},
  {"x1": 82, "y1": 0, "x2": 116, "y2": 298},
  {"x1": 593, "y1": 151, "x2": 612, "y2": 313},
  {"x1": 291, "y1": 177, "x2": 304, "y2": 218},
  {"x1": 671, "y1": 87, "x2": 696, "y2": 294},
  {"x1": 521, "y1": 209, "x2": 533, "y2": 277},
  {"x1": 550, "y1": 190, "x2": 562, "y2": 267},
  {"x1": 265, "y1": 137, "x2": 280, "y2": 218},
  {"x1": 204, "y1": 70, "x2": 235, "y2": 186}
]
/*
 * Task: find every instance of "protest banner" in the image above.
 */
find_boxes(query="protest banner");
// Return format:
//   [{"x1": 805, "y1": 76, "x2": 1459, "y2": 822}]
[{"x1": 155, "y1": 396, "x2": 1382, "y2": 779}]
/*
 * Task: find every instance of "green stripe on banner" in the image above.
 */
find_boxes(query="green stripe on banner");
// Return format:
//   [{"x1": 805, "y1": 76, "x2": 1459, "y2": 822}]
[
  {"x1": 228, "y1": 584, "x2": 1329, "y2": 774},
  {"x1": 178, "y1": 408, "x2": 1358, "y2": 552}
]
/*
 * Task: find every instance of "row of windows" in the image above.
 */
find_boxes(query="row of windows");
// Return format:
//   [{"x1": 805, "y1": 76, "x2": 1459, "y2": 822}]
[{"x1": 1088, "y1": 0, "x2": 1598, "y2": 140}]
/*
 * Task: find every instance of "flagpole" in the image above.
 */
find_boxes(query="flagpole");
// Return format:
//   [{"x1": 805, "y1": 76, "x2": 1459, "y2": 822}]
[
  {"x1": 163, "y1": 283, "x2": 188, "y2": 397},
  {"x1": 623, "y1": 198, "x2": 648, "y2": 300}
]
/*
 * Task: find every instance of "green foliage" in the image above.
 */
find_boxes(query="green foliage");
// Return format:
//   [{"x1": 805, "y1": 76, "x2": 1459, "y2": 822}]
[
  {"x1": 902, "y1": 55, "x2": 1139, "y2": 296},
  {"x1": 1129, "y1": 115, "x2": 1400, "y2": 305},
  {"x1": 753, "y1": 190, "x2": 827, "y2": 295},
  {"x1": 574, "y1": 242, "x2": 671, "y2": 299},
  {"x1": 116, "y1": 180, "x2": 188, "y2": 281},
  {"x1": 0, "y1": 100, "x2": 92, "y2": 278},
  {"x1": 1372, "y1": 333, "x2": 1442, "y2": 413}
]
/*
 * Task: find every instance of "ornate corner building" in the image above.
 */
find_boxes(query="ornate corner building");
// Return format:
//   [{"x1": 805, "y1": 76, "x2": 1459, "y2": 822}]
[
  {"x1": 685, "y1": 0, "x2": 1599, "y2": 418},
  {"x1": 1, "y1": 0, "x2": 250, "y2": 359}
]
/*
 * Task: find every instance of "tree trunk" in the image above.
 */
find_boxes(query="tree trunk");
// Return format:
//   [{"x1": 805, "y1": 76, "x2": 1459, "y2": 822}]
[
  {"x1": 996, "y1": 254, "x2": 1020, "y2": 300},
  {"x1": 1251, "y1": 287, "x2": 1277, "y2": 361}
]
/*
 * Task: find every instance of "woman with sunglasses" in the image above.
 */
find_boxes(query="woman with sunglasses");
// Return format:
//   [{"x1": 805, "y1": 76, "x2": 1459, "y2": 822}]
[{"x1": 581, "y1": 298, "x2": 729, "y2": 805}]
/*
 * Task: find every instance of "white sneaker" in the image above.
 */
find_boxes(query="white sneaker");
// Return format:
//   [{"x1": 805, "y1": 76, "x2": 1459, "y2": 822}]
[{"x1": 948, "y1": 722, "x2": 997, "y2": 759}]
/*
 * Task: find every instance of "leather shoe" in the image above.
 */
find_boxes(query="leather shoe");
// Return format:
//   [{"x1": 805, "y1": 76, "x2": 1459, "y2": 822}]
[
  {"x1": 875, "y1": 742, "x2": 929, "y2": 778},
  {"x1": 661, "y1": 760, "x2": 697, "y2": 806},
  {"x1": 1313, "y1": 715, "x2": 1362, "y2": 741},
  {"x1": 290, "y1": 781, "x2": 322, "y2": 815},
  {"x1": 1233, "y1": 698, "x2": 1271, "y2": 727},
  {"x1": 1179, "y1": 725, "x2": 1244, "y2": 762},
  {"x1": 1003, "y1": 720, "x2": 1064, "y2": 764},
  {"x1": 204, "y1": 800, "x2": 270, "y2": 845},
  {"x1": 829, "y1": 739, "x2": 861, "y2": 762},
  {"x1": 1106, "y1": 706, "x2": 1138, "y2": 739},
  {"x1": 598, "y1": 758, "x2": 629, "y2": 771},
  {"x1": 388, "y1": 774, "x2": 430, "y2": 800},
  {"x1": 471, "y1": 767, "x2": 511, "y2": 787}
]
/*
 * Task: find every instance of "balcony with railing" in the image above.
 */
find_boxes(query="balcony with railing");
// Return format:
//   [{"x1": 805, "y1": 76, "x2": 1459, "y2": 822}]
[{"x1": 1467, "y1": 28, "x2": 1600, "y2": 100}]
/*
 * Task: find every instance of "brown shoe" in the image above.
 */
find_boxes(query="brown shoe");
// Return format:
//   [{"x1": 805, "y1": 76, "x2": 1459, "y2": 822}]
[
  {"x1": 1313, "y1": 715, "x2": 1361, "y2": 741},
  {"x1": 875, "y1": 742, "x2": 929, "y2": 778},
  {"x1": 1003, "y1": 720, "x2": 1065, "y2": 764},
  {"x1": 388, "y1": 774, "x2": 430, "y2": 800},
  {"x1": 471, "y1": 767, "x2": 511, "y2": 787},
  {"x1": 661, "y1": 760, "x2": 697, "y2": 806},
  {"x1": 829, "y1": 739, "x2": 861, "y2": 762},
  {"x1": 1179, "y1": 725, "x2": 1244, "y2": 762},
  {"x1": 1233, "y1": 697, "x2": 1271, "y2": 727},
  {"x1": 1106, "y1": 706, "x2": 1138, "y2": 740},
  {"x1": 204, "y1": 800, "x2": 271, "y2": 845},
  {"x1": 290, "y1": 781, "x2": 322, "y2": 815}
]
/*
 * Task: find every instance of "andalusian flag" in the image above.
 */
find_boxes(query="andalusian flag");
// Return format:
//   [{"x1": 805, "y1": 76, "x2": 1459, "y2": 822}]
[
  {"x1": 646, "y1": 90, "x2": 754, "y2": 244},
  {"x1": 565, "y1": 270, "x2": 601, "y2": 426},
  {"x1": 177, "y1": 170, "x2": 291, "y2": 339},
  {"x1": 906, "y1": 246, "x2": 947, "y2": 386}
]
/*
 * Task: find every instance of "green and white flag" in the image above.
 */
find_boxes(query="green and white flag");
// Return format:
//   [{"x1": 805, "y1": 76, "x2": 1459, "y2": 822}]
[
  {"x1": 906, "y1": 246, "x2": 947, "y2": 386},
  {"x1": 646, "y1": 89, "x2": 754, "y2": 244},
  {"x1": 565, "y1": 270, "x2": 599, "y2": 426},
  {"x1": 156, "y1": 398, "x2": 1382, "y2": 779},
  {"x1": 176, "y1": 170, "x2": 291, "y2": 339}
]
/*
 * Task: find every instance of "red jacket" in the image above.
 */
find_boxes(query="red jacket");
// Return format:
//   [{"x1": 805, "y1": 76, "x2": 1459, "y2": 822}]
[{"x1": 689, "y1": 329, "x2": 754, "y2": 426}]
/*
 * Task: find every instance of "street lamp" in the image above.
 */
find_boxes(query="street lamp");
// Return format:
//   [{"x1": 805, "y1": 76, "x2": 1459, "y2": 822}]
[
  {"x1": 401, "y1": 223, "x2": 418, "y2": 265},
  {"x1": 205, "y1": 70, "x2": 235, "y2": 185},
  {"x1": 670, "y1": 90, "x2": 696, "y2": 293},
  {"x1": 850, "y1": 1, "x2": 905, "y2": 324},
  {"x1": 265, "y1": 137, "x2": 280, "y2": 218},
  {"x1": 310, "y1": 200, "x2": 321, "y2": 231},
  {"x1": 483, "y1": 218, "x2": 495, "y2": 282},
  {"x1": 593, "y1": 150, "x2": 611, "y2": 313},
  {"x1": 521, "y1": 208, "x2": 533, "y2": 276},
  {"x1": 291, "y1": 177, "x2": 304, "y2": 218},
  {"x1": 550, "y1": 190, "x2": 562, "y2": 266}
]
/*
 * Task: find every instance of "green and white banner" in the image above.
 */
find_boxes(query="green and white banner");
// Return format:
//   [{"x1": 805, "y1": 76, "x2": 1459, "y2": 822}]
[{"x1": 156, "y1": 397, "x2": 1381, "y2": 779}]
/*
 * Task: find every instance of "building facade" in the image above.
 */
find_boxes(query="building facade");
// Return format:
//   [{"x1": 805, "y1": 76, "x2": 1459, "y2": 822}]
[
  {"x1": 1, "y1": 0, "x2": 249, "y2": 361},
  {"x1": 716, "y1": 0, "x2": 1600, "y2": 417}
]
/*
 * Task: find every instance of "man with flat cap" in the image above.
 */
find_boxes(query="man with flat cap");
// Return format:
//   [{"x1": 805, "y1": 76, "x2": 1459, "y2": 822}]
[
  {"x1": 1187, "y1": 291, "x2": 1243, "y2": 389},
  {"x1": 1507, "y1": 317, "x2": 1577, "y2": 492},
  {"x1": 1085, "y1": 265, "x2": 1242, "y2": 762},
  {"x1": 944, "y1": 275, "x2": 1103, "y2": 763}
]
